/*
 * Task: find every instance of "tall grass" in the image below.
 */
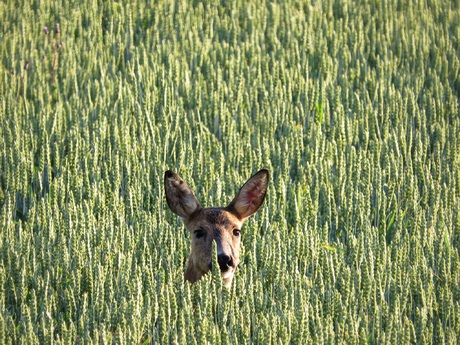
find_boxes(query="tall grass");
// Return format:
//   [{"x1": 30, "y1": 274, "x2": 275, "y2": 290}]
[{"x1": 1, "y1": 0, "x2": 459, "y2": 343}]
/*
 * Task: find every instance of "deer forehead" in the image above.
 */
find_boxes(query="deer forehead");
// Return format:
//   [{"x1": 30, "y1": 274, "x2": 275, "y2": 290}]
[{"x1": 185, "y1": 208, "x2": 243, "y2": 233}]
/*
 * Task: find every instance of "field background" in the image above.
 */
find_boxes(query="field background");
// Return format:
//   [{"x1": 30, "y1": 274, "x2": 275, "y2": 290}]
[{"x1": 1, "y1": 0, "x2": 459, "y2": 343}]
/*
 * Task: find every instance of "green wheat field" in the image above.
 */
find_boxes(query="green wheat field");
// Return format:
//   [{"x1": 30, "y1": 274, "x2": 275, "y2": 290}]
[{"x1": 1, "y1": 0, "x2": 459, "y2": 343}]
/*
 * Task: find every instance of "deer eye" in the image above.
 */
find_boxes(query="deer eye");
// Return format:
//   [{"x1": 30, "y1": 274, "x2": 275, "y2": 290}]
[
  {"x1": 194, "y1": 229, "x2": 206, "y2": 239},
  {"x1": 233, "y1": 229, "x2": 241, "y2": 237}
]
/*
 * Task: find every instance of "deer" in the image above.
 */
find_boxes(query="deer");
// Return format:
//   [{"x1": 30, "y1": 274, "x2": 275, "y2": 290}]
[{"x1": 164, "y1": 169, "x2": 269, "y2": 288}]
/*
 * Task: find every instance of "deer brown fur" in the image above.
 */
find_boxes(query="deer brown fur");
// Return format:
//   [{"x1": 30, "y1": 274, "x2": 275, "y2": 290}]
[{"x1": 164, "y1": 169, "x2": 269, "y2": 287}]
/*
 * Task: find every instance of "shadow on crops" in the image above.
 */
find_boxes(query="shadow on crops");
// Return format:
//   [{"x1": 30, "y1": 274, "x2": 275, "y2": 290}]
[
  {"x1": 15, "y1": 191, "x2": 33, "y2": 222},
  {"x1": 14, "y1": 165, "x2": 51, "y2": 222}
]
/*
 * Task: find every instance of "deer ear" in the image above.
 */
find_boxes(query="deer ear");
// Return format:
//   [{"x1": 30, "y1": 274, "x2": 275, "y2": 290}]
[
  {"x1": 227, "y1": 169, "x2": 269, "y2": 220},
  {"x1": 164, "y1": 171, "x2": 201, "y2": 219}
]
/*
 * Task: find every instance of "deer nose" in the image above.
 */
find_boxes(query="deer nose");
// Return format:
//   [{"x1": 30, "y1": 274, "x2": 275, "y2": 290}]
[{"x1": 217, "y1": 254, "x2": 233, "y2": 272}]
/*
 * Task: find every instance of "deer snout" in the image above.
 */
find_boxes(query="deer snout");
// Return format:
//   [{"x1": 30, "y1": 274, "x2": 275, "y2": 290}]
[{"x1": 217, "y1": 254, "x2": 234, "y2": 272}]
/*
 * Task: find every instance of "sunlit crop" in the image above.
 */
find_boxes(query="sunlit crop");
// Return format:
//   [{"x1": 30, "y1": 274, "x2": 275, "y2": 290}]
[{"x1": 1, "y1": 0, "x2": 459, "y2": 343}]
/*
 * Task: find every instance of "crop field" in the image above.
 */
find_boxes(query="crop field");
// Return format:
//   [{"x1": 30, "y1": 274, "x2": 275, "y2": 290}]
[{"x1": 1, "y1": 0, "x2": 459, "y2": 343}]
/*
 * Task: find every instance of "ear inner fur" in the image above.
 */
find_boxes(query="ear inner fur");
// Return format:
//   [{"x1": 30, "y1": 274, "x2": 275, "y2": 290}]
[
  {"x1": 228, "y1": 169, "x2": 269, "y2": 220},
  {"x1": 164, "y1": 171, "x2": 201, "y2": 219}
]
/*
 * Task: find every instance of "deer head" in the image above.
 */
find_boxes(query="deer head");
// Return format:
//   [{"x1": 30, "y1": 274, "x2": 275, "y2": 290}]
[{"x1": 164, "y1": 169, "x2": 269, "y2": 288}]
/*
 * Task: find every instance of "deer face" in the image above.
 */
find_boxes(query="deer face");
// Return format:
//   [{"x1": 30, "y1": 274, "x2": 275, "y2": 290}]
[
  {"x1": 185, "y1": 208, "x2": 243, "y2": 285},
  {"x1": 164, "y1": 169, "x2": 269, "y2": 287}
]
